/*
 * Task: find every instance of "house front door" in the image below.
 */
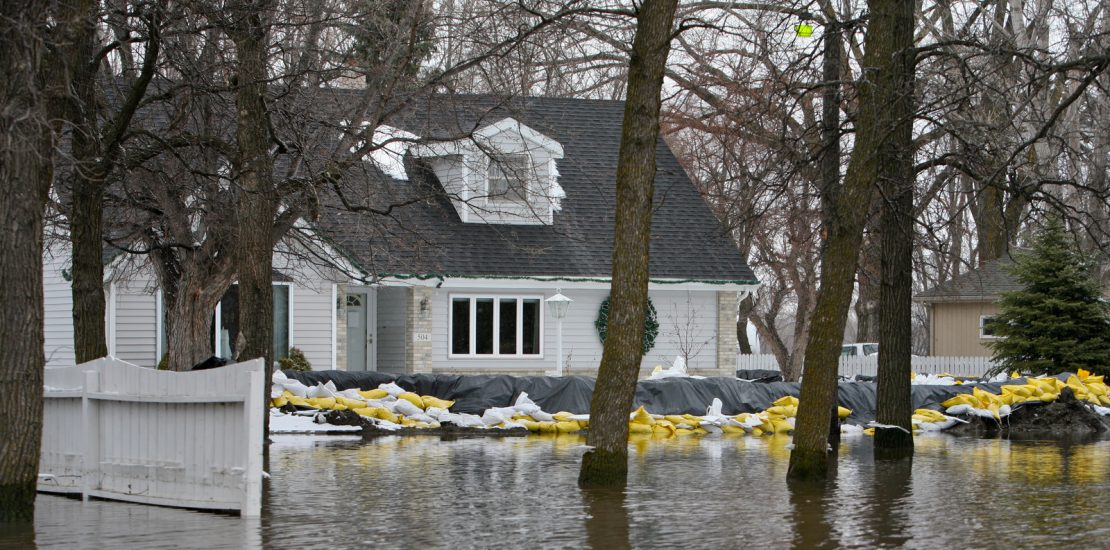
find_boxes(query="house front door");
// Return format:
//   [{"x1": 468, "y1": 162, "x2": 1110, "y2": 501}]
[{"x1": 346, "y1": 291, "x2": 376, "y2": 371}]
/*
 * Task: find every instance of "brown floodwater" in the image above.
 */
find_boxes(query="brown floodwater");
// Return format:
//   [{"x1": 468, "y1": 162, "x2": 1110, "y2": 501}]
[{"x1": 5, "y1": 433, "x2": 1110, "y2": 549}]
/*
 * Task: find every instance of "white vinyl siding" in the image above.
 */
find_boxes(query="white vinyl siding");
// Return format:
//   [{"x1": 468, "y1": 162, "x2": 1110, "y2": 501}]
[
  {"x1": 43, "y1": 246, "x2": 76, "y2": 368},
  {"x1": 290, "y1": 280, "x2": 334, "y2": 370},
  {"x1": 113, "y1": 279, "x2": 158, "y2": 367}
]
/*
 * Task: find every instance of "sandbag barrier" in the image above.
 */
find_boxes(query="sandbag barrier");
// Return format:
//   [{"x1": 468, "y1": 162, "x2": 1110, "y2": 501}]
[{"x1": 273, "y1": 369, "x2": 1110, "y2": 438}]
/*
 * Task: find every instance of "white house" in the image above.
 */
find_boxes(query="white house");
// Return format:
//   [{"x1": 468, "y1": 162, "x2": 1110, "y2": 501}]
[{"x1": 44, "y1": 96, "x2": 759, "y2": 377}]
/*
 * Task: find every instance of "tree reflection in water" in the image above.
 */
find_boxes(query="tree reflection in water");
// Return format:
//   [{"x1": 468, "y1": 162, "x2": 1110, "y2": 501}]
[{"x1": 582, "y1": 486, "x2": 631, "y2": 550}]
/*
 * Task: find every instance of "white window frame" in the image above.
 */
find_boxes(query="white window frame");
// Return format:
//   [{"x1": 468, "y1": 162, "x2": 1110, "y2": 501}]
[
  {"x1": 979, "y1": 315, "x2": 1001, "y2": 339},
  {"x1": 486, "y1": 153, "x2": 533, "y2": 206},
  {"x1": 447, "y1": 294, "x2": 544, "y2": 359},
  {"x1": 213, "y1": 281, "x2": 295, "y2": 359}
]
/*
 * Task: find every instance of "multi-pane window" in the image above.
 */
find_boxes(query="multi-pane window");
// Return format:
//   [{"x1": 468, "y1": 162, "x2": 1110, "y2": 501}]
[
  {"x1": 487, "y1": 154, "x2": 532, "y2": 205},
  {"x1": 450, "y1": 295, "x2": 542, "y2": 356},
  {"x1": 980, "y1": 315, "x2": 1000, "y2": 339}
]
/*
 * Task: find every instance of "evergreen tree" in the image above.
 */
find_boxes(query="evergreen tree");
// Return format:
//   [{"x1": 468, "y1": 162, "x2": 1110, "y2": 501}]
[{"x1": 987, "y1": 217, "x2": 1110, "y2": 376}]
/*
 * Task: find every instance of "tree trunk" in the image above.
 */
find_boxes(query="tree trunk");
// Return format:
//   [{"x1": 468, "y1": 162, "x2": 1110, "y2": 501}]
[
  {"x1": 163, "y1": 280, "x2": 227, "y2": 371},
  {"x1": 0, "y1": 0, "x2": 52, "y2": 521},
  {"x1": 874, "y1": 0, "x2": 916, "y2": 456},
  {"x1": 788, "y1": 2, "x2": 896, "y2": 480},
  {"x1": 737, "y1": 294, "x2": 754, "y2": 354},
  {"x1": 579, "y1": 0, "x2": 677, "y2": 488},
  {"x1": 855, "y1": 227, "x2": 880, "y2": 343},
  {"x1": 229, "y1": 5, "x2": 277, "y2": 437},
  {"x1": 65, "y1": 0, "x2": 109, "y2": 364}
]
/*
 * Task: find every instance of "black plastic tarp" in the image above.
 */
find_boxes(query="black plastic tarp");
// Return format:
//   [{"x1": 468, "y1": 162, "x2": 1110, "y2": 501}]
[{"x1": 281, "y1": 370, "x2": 1034, "y2": 423}]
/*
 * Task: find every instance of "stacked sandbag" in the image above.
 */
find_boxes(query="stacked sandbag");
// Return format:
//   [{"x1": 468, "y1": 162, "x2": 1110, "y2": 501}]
[
  {"x1": 939, "y1": 370, "x2": 1110, "y2": 421},
  {"x1": 272, "y1": 371, "x2": 457, "y2": 430}
]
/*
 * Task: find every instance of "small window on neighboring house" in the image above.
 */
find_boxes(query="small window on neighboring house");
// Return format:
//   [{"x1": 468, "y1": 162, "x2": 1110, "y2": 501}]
[
  {"x1": 980, "y1": 315, "x2": 1000, "y2": 339},
  {"x1": 449, "y1": 295, "x2": 542, "y2": 357},
  {"x1": 487, "y1": 154, "x2": 532, "y2": 205},
  {"x1": 215, "y1": 283, "x2": 293, "y2": 361}
]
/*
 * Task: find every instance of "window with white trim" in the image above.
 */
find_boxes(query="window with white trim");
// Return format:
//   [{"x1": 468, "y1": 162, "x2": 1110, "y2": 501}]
[
  {"x1": 487, "y1": 154, "x2": 532, "y2": 205},
  {"x1": 980, "y1": 315, "x2": 1000, "y2": 339},
  {"x1": 215, "y1": 283, "x2": 293, "y2": 360},
  {"x1": 450, "y1": 295, "x2": 542, "y2": 357}
]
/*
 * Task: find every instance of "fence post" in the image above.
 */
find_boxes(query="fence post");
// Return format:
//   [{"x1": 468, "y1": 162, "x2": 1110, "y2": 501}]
[
  {"x1": 81, "y1": 368, "x2": 100, "y2": 502},
  {"x1": 242, "y1": 364, "x2": 264, "y2": 517}
]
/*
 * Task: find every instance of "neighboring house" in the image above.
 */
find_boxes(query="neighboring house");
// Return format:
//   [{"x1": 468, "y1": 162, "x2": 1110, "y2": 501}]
[
  {"x1": 914, "y1": 258, "x2": 1022, "y2": 356},
  {"x1": 43, "y1": 95, "x2": 759, "y2": 376}
]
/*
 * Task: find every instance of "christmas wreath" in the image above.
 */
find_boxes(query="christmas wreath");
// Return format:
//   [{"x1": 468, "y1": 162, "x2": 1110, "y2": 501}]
[{"x1": 595, "y1": 296, "x2": 658, "y2": 354}]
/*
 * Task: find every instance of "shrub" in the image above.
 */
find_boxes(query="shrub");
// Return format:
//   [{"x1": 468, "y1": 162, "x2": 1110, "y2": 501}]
[{"x1": 278, "y1": 347, "x2": 312, "y2": 372}]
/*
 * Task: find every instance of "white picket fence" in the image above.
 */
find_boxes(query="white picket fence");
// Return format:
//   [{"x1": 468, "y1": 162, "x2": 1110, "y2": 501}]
[
  {"x1": 39, "y1": 357, "x2": 264, "y2": 517},
  {"x1": 736, "y1": 354, "x2": 998, "y2": 379}
]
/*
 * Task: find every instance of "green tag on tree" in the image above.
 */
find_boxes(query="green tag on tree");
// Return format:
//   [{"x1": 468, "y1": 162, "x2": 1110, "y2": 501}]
[{"x1": 795, "y1": 23, "x2": 813, "y2": 37}]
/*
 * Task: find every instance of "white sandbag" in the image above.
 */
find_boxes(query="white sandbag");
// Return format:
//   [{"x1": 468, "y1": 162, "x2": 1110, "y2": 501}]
[
  {"x1": 424, "y1": 407, "x2": 448, "y2": 420},
  {"x1": 392, "y1": 398, "x2": 423, "y2": 417},
  {"x1": 481, "y1": 406, "x2": 517, "y2": 426},
  {"x1": 439, "y1": 412, "x2": 485, "y2": 428},
  {"x1": 513, "y1": 392, "x2": 541, "y2": 415},
  {"x1": 372, "y1": 418, "x2": 403, "y2": 431},
  {"x1": 379, "y1": 382, "x2": 405, "y2": 397},
  {"x1": 272, "y1": 370, "x2": 288, "y2": 383},
  {"x1": 999, "y1": 405, "x2": 1012, "y2": 417},
  {"x1": 705, "y1": 397, "x2": 723, "y2": 418},
  {"x1": 840, "y1": 423, "x2": 864, "y2": 435},
  {"x1": 945, "y1": 404, "x2": 972, "y2": 416},
  {"x1": 279, "y1": 379, "x2": 309, "y2": 398},
  {"x1": 530, "y1": 409, "x2": 554, "y2": 422},
  {"x1": 270, "y1": 386, "x2": 284, "y2": 399},
  {"x1": 307, "y1": 380, "x2": 337, "y2": 399},
  {"x1": 337, "y1": 388, "x2": 366, "y2": 401},
  {"x1": 407, "y1": 413, "x2": 435, "y2": 424}
]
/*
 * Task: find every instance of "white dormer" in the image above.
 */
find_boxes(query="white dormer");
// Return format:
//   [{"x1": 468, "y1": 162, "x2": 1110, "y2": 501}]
[{"x1": 410, "y1": 117, "x2": 565, "y2": 225}]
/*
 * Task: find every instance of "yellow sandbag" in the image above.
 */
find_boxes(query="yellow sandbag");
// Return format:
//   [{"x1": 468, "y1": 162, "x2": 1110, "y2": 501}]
[
  {"x1": 674, "y1": 428, "x2": 696, "y2": 436},
  {"x1": 518, "y1": 419, "x2": 541, "y2": 431},
  {"x1": 766, "y1": 405, "x2": 797, "y2": 417},
  {"x1": 397, "y1": 392, "x2": 425, "y2": 410},
  {"x1": 372, "y1": 408, "x2": 399, "y2": 424},
  {"x1": 555, "y1": 421, "x2": 581, "y2": 433},
  {"x1": 422, "y1": 396, "x2": 455, "y2": 410},
  {"x1": 769, "y1": 418, "x2": 793, "y2": 434},
  {"x1": 538, "y1": 421, "x2": 558, "y2": 433},
  {"x1": 1078, "y1": 368, "x2": 1091, "y2": 380},
  {"x1": 333, "y1": 404, "x2": 349, "y2": 411},
  {"x1": 940, "y1": 394, "x2": 976, "y2": 409},
  {"x1": 336, "y1": 396, "x2": 366, "y2": 409},
  {"x1": 553, "y1": 411, "x2": 575, "y2": 422},
  {"x1": 664, "y1": 415, "x2": 688, "y2": 425},
  {"x1": 863, "y1": 427, "x2": 876, "y2": 436},
  {"x1": 721, "y1": 424, "x2": 746, "y2": 434},
  {"x1": 751, "y1": 427, "x2": 764, "y2": 436},
  {"x1": 631, "y1": 406, "x2": 656, "y2": 426},
  {"x1": 358, "y1": 389, "x2": 389, "y2": 400},
  {"x1": 287, "y1": 396, "x2": 309, "y2": 407},
  {"x1": 352, "y1": 407, "x2": 374, "y2": 417},
  {"x1": 773, "y1": 395, "x2": 799, "y2": 408},
  {"x1": 271, "y1": 395, "x2": 289, "y2": 407},
  {"x1": 913, "y1": 409, "x2": 946, "y2": 423},
  {"x1": 307, "y1": 397, "x2": 337, "y2": 409},
  {"x1": 837, "y1": 406, "x2": 852, "y2": 419},
  {"x1": 400, "y1": 418, "x2": 417, "y2": 427},
  {"x1": 652, "y1": 423, "x2": 676, "y2": 437},
  {"x1": 628, "y1": 423, "x2": 653, "y2": 434},
  {"x1": 734, "y1": 412, "x2": 757, "y2": 424},
  {"x1": 1100, "y1": 394, "x2": 1110, "y2": 406}
]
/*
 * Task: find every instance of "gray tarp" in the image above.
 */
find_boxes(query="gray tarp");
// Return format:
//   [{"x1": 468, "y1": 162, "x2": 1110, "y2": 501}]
[{"x1": 282, "y1": 370, "x2": 1032, "y2": 423}]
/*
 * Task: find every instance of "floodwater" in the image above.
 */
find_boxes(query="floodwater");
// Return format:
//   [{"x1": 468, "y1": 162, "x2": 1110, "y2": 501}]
[{"x1": 6, "y1": 433, "x2": 1110, "y2": 549}]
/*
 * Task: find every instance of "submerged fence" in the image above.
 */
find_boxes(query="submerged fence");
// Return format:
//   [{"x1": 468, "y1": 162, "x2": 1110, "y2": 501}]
[
  {"x1": 736, "y1": 354, "x2": 998, "y2": 379},
  {"x1": 39, "y1": 357, "x2": 264, "y2": 517}
]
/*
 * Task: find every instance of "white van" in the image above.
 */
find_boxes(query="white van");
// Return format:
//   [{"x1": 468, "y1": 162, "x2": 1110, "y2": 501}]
[{"x1": 841, "y1": 343, "x2": 879, "y2": 357}]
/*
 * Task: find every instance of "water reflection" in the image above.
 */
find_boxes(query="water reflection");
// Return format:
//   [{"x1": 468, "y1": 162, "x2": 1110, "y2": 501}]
[
  {"x1": 12, "y1": 434, "x2": 1110, "y2": 548},
  {"x1": 582, "y1": 487, "x2": 630, "y2": 550}
]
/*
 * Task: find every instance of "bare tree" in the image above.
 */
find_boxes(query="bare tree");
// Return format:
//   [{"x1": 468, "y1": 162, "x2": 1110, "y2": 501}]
[{"x1": 0, "y1": 0, "x2": 54, "y2": 522}]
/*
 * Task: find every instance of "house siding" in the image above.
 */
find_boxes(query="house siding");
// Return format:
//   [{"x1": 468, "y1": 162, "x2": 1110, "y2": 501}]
[
  {"x1": 113, "y1": 279, "x2": 158, "y2": 367},
  {"x1": 426, "y1": 286, "x2": 720, "y2": 375},
  {"x1": 43, "y1": 247, "x2": 75, "y2": 368},
  {"x1": 929, "y1": 301, "x2": 1000, "y2": 356},
  {"x1": 291, "y1": 280, "x2": 335, "y2": 370}
]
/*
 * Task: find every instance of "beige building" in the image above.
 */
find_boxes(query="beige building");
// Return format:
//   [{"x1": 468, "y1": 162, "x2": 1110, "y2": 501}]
[{"x1": 915, "y1": 258, "x2": 1021, "y2": 356}]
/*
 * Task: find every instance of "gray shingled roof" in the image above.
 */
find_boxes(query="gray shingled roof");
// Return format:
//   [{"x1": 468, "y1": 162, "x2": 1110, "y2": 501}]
[
  {"x1": 914, "y1": 256, "x2": 1021, "y2": 302},
  {"x1": 315, "y1": 95, "x2": 756, "y2": 285}
]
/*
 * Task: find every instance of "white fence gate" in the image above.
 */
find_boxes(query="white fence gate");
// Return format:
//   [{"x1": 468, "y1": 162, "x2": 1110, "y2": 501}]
[
  {"x1": 736, "y1": 353, "x2": 997, "y2": 379},
  {"x1": 39, "y1": 357, "x2": 264, "y2": 517}
]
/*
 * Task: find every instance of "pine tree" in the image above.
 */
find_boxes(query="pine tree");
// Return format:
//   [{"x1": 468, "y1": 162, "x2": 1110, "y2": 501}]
[{"x1": 987, "y1": 217, "x2": 1110, "y2": 376}]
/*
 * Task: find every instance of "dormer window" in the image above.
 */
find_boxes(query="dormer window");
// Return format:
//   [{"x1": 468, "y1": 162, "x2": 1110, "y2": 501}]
[{"x1": 488, "y1": 154, "x2": 532, "y2": 205}]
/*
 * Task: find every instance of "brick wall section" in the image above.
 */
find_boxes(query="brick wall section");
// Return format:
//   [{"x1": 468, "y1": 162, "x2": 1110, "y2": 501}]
[
  {"x1": 710, "y1": 291, "x2": 738, "y2": 377},
  {"x1": 335, "y1": 285, "x2": 348, "y2": 371},
  {"x1": 405, "y1": 286, "x2": 434, "y2": 373}
]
